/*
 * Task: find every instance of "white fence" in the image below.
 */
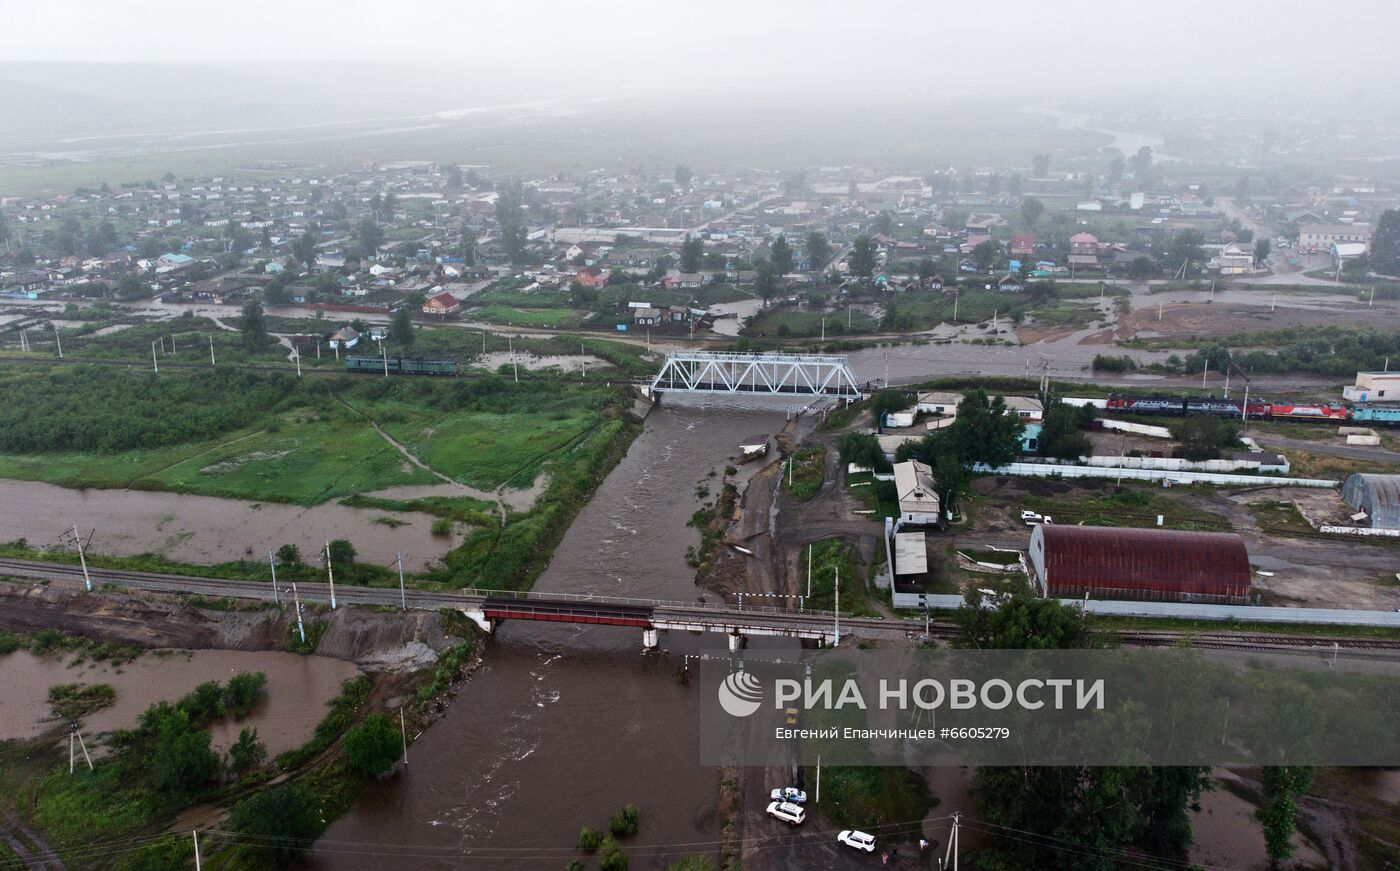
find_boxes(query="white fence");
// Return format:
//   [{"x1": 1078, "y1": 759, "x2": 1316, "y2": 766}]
[
  {"x1": 1318, "y1": 525, "x2": 1400, "y2": 538},
  {"x1": 1100, "y1": 419, "x2": 1173, "y2": 439},
  {"x1": 975, "y1": 461, "x2": 1337, "y2": 489}
]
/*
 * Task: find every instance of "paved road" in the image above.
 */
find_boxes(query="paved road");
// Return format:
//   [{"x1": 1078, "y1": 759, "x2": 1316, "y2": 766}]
[{"x1": 1251, "y1": 434, "x2": 1400, "y2": 465}]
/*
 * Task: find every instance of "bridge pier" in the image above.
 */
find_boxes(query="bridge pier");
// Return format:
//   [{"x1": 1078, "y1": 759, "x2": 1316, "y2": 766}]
[
  {"x1": 642, "y1": 628, "x2": 659, "y2": 650},
  {"x1": 728, "y1": 631, "x2": 745, "y2": 653},
  {"x1": 461, "y1": 608, "x2": 494, "y2": 634}
]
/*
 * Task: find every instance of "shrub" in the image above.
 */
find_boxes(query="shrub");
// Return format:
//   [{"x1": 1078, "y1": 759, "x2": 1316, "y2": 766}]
[
  {"x1": 227, "y1": 783, "x2": 323, "y2": 867},
  {"x1": 599, "y1": 837, "x2": 628, "y2": 871},
  {"x1": 579, "y1": 826, "x2": 603, "y2": 851},
  {"x1": 343, "y1": 713, "x2": 402, "y2": 777},
  {"x1": 228, "y1": 726, "x2": 267, "y2": 773},
  {"x1": 608, "y1": 803, "x2": 640, "y2": 837},
  {"x1": 224, "y1": 671, "x2": 267, "y2": 719}
]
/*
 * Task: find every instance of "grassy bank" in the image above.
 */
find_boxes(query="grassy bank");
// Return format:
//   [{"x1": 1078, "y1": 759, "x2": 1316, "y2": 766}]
[
  {"x1": 781, "y1": 445, "x2": 827, "y2": 501},
  {"x1": 804, "y1": 538, "x2": 880, "y2": 617}
]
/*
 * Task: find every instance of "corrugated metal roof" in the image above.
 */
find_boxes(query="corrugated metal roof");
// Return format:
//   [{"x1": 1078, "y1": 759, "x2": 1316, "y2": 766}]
[
  {"x1": 1342, "y1": 474, "x2": 1400, "y2": 529},
  {"x1": 893, "y1": 532, "x2": 928, "y2": 576},
  {"x1": 1035, "y1": 525, "x2": 1251, "y2": 600}
]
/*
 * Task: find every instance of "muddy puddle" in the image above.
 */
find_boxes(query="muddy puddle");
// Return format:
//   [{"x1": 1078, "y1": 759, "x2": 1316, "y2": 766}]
[
  {"x1": 0, "y1": 478, "x2": 455, "y2": 572},
  {"x1": 0, "y1": 649, "x2": 359, "y2": 755}
]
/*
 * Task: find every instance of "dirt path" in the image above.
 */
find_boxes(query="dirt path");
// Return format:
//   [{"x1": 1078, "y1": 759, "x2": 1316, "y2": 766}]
[{"x1": 2, "y1": 809, "x2": 67, "y2": 870}]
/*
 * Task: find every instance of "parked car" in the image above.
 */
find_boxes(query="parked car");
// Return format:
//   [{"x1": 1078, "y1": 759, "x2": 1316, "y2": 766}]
[
  {"x1": 770, "y1": 787, "x2": 807, "y2": 804},
  {"x1": 767, "y1": 801, "x2": 806, "y2": 826},
  {"x1": 838, "y1": 830, "x2": 876, "y2": 853},
  {"x1": 1020, "y1": 510, "x2": 1042, "y2": 523}
]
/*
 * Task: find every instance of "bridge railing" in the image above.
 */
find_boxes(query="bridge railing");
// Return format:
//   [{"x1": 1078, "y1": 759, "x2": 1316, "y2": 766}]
[{"x1": 460, "y1": 586, "x2": 841, "y2": 619}]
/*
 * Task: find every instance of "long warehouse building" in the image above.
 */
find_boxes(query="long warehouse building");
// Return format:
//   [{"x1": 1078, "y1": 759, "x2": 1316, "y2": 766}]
[{"x1": 1027, "y1": 525, "x2": 1252, "y2": 605}]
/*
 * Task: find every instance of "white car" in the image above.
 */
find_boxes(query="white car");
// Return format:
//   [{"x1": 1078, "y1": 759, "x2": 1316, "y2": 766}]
[
  {"x1": 838, "y1": 830, "x2": 876, "y2": 853},
  {"x1": 770, "y1": 787, "x2": 807, "y2": 804},
  {"x1": 1020, "y1": 510, "x2": 1043, "y2": 523},
  {"x1": 767, "y1": 801, "x2": 806, "y2": 825}
]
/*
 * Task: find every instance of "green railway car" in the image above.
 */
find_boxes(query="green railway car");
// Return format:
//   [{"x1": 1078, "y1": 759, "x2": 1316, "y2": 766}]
[{"x1": 344, "y1": 356, "x2": 458, "y2": 376}]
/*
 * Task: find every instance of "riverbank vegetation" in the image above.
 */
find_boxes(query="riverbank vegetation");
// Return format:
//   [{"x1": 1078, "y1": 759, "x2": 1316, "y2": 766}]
[{"x1": 780, "y1": 445, "x2": 826, "y2": 501}]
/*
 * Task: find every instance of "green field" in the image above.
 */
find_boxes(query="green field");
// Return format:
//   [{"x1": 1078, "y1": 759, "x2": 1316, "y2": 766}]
[
  {"x1": 472, "y1": 304, "x2": 583, "y2": 328},
  {"x1": 744, "y1": 307, "x2": 879, "y2": 338}
]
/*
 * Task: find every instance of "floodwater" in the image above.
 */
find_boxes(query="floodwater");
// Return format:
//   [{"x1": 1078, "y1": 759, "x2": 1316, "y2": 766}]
[
  {"x1": 0, "y1": 478, "x2": 456, "y2": 572},
  {"x1": 0, "y1": 649, "x2": 359, "y2": 755},
  {"x1": 316, "y1": 397, "x2": 806, "y2": 869},
  {"x1": 709, "y1": 299, "x2": 764, "y2": 337},
  {"x1": 1028, "y1": 102, "x2": 1179, "y2": 162}
]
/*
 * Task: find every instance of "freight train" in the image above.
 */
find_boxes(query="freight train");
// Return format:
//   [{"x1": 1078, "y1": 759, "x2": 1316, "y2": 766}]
[
  {"x1": 344, "y1": 356, "x2": 458, "y2": 376},
  {"x1": 1104, "y1": 393, "x2": 1400, "y2": 424}
]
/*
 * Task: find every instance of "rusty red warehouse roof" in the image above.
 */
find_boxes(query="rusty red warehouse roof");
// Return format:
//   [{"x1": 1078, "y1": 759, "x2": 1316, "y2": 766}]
[{"x1": 1030, "y1": 525, "x2": 1251, "y2": 603}]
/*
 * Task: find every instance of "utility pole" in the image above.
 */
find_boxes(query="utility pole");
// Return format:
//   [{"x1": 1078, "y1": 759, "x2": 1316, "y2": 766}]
[
  {"x1": 71, "y1": 523, "x2": 91, "y2": 592},
  {"x1": 171, "y1": 333, "x2": 177, "y2": 354},
  {"x1": 291, "y1": 582, "x2": 306, "y2": 644},
  {"x1": 151, "y1": 340, "x2": 159, "y2": 373},
  {"x1": 1370, "y1": 285, "x2": 1376, "y2": 307},
  {"x1": 833, "y1": 566, "x2": 840, "y2": 647},
  {"x1": 952, "y1": 288, "x2": 959, "y2": 322},
  {"x1": 208, "y1": 334, "x2": 216, "y2": 365},
  {"x1": 509, "y1": 334, "x2": 518, "y2": 383},
  {"x1": 295, "y1": 348, "x2": 302, "y2": 378},
  {"x1": 820, "y1": 317, "x2": 825, "y2": 343},
  {"x1": 268, "y1": 548, "x2": 280, "y2": 604},
  {"x1": 1158, "y1": 300, "x2": 1163, "y2": 320},
  {"x1": 69, "y1": 721, "x2": 93, "y2": 772},
  {"x1": 193, "y1": 830, "x2": 202, "y2": 871},
  {"x1": 815, "y1": 754, "x2": 821, "y2": 804},
  {"x1": 325, "y1": 541, "x2": 337, "y2": 610},
  {"x1": 381, "y1": 340, "x2": 389, "y2": 378},
  {"x1": 1201, "y1": 358, "x2": 1209, "y2": 389},
  {"x1": 1209, "y1": 278, "x2": 1215, "y2": 303},
  {"x1": 806, "y1": 543, "x2": 812, "y2": 597},
  {"x1": 53, "y1": 324, "x2": 62, "y2": 358},
  {"x1": 943, "y1": 813, "x2": 961, "y2": 871},
  {"x1": 395, "y1": 552, "x2": 407, "y2": 610},
  {"x1": 1241, "y1": 382, "x2": 1250, "y2": 422},
  {"x1": 399, "y1": 707, "x2": 409, "y2": 766},
  {"x1": 1223, "y1": 351, "x2": 1232, "y2": 397}
]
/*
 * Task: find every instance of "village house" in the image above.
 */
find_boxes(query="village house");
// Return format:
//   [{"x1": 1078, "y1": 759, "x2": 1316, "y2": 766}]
[
  {"x1": 422, "y1": 291, "x2": 461, "y2": 316},
  {"x1": 574, "y1": 265, "x2": 609, "y2": 288}
]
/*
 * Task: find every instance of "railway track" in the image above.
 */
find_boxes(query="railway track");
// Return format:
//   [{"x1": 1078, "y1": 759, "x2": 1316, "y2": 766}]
[{"x1": 2, "y1": 557, "x2": 1397, "y2": 651}]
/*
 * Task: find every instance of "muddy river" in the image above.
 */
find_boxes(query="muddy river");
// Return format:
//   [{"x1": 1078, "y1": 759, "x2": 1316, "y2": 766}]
[
  {"x1": 0, "y1": 648, "x2": 359, "y2": 755},
  {"x1": 0, "y1": 478, "x2": 456, "y2": 572},
  {"x1": 315, "y1": 397, "x2": 806, "y2": 869}
]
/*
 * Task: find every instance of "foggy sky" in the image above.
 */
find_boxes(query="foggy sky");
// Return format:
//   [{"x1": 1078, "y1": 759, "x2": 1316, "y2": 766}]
[{"x1": 8, "y1": 0, "x2": 1400, "y2": 96}]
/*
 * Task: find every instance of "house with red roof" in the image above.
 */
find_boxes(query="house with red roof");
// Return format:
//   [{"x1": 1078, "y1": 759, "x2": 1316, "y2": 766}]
[
  {"x1": 1010, "y1": 234, "x2": 1035, "y2": 258},
  {"x1": 574, "y1": 266, "x2": 609, "y2": 288},
  {"x1": 422, "y1": 291, "x2": 461, "y2": 316}
]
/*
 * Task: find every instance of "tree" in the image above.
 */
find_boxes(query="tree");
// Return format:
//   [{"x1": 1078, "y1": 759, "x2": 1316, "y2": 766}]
[
  {"x1": 115, "y1": 273, "x2": 150, "y2": 301},
  {"x1": 355, "y1": 218, "x2": 384, "y2": 258},
  {"x1": 461, "y1": 227, "x2": 477, "y2": 266},
  {"x1": 1258, "y1": 766, "x2": 1314, "y2": 866},
  {"x1": 1020, "y1": 197, "x2": 1045, "y2": 228},
  {"x1": 873, "y1": 211, "x2": 896, "y2": 236},
  {"x1": 674, "y1": 164, "x2": 692, "y2": 187},
  {"x1": 804, "y1": 232, "x2": 829, "y2": 271},
  {"x1": 971, "y1": 239, "x2": 1001, "y2": 272},
  {"x1": 770, "y1": 235, "x2": 793, "y2": 275},
  {"x1": 1037, "y1": 400, "x2": 1092, "y2": 460},
  {"x1": 1370, "y1": 209, "x2": 1400, "y2": 277},
  {"x1": 870, "y1": 389, "x2": 912, "y2": 422},
  {"x1": 223, "y1": 672, "x2": 267, "y2": 719},
  {"x1": 754, "y1": 263, "x2": 779, "y2": 307},
  {"x1": 390, "y1": 306, "x2": 414, "y2": 350},
  {"x1": 917, "y1": 257, "x2": 937, "y2": 286},
  {"x1": 344, "y1": 713, "x2": 403, "y2": 776},
  {"x1": 1108, "y1": 156, "x2": 1125, "y2": 185},
  {"x1": 327, "y1": 538, "x2": 356, "y2": 567},
  {"x1": 1007, "y1": 173, "x2": 1023, "y2": 196},
  {"x1": 955, "y1": 588, "x2": 1097, "y2": 650},
  {"x1": 227, "y1": 783, "x2": 323, "y2": 867},
  {"x1": 275, "y1": 544, "x2": 303, "y2": 568},
  {"x1": 680, "y1": 234, "x2": 704, "y2": 273},
  {"x1": 598, "y1": 837, "x2": 628, "y2": 871},
  {"x1": 1032, "y1": 153, "x2": 1051, "y2": 177},
  {"x1": 1129, "y1": 256, "x2": 1157, "y2": 280},
  {"x1": 292, "y1": 230, "x2": 318, "y2": 267},
  {"x1": 228, "y1": 726, "x2": 267, "y2": 773},
  {"x1": 1178, "y1": 414, "x2": 1235, "y2": 461},
  {"x1": 1167, "y1": 228, "x2": 1206, "y2": 275},
  {"x1": 1253, "y1": 237, "x2": 1271, "y2": 265},
  {"x1": 849, "y1": 236, "x2": 877, "y2": 278},
  {"x1": 152, "y1": 714, "x2": 221, "y2": 800},
  {"x1": 240, "y1": 300, "x2": 267, "y2": 350},
  {"x1": 836, "y1": 431, "x2": 891, "y2": 473},
  {"x1": 1131, "y1": 146, "x2": 1154, "y2": 186},
  {"x1": 946, "y1": 390, "x2": 1024, "y2": 468}
]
